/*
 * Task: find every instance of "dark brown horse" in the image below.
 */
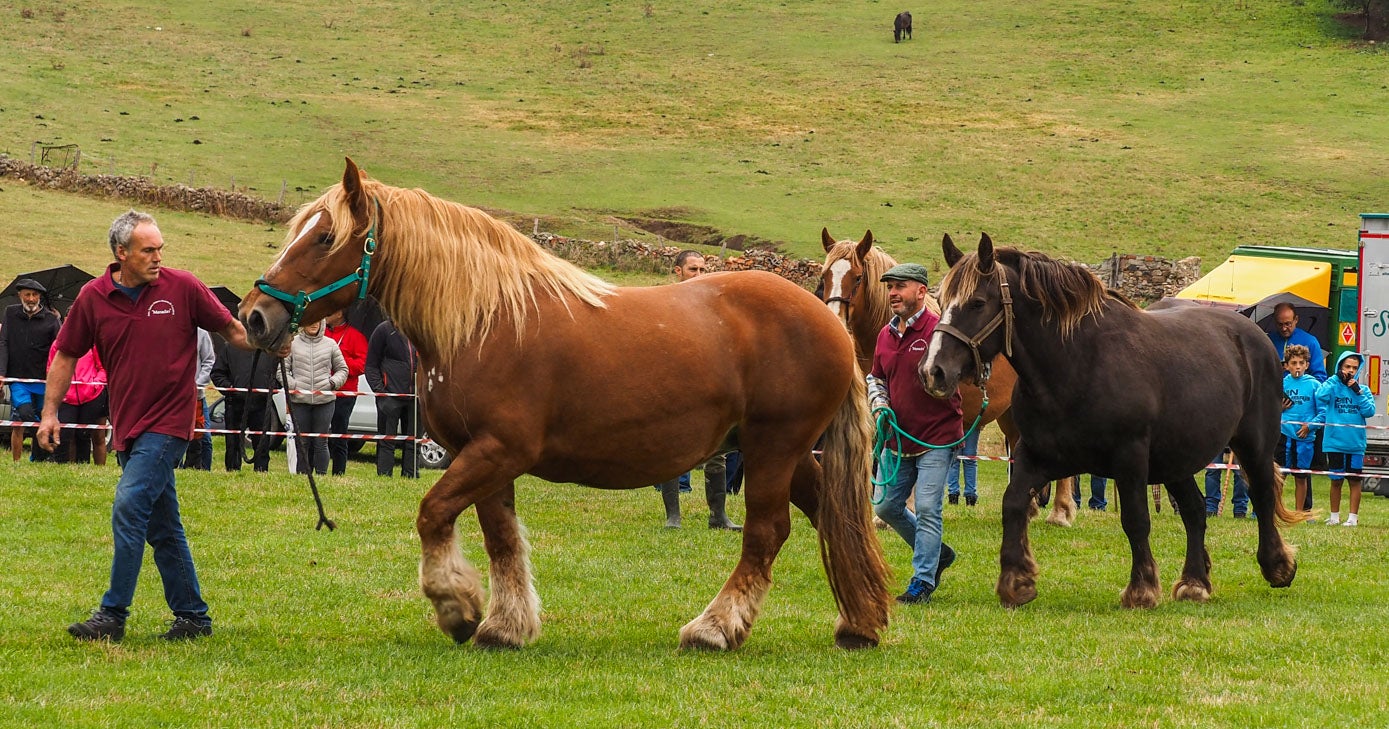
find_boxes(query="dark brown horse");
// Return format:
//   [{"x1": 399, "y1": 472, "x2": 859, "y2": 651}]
[
  {"x1": 817, "y1": 229, "x2": 1087, "y2": 525},
  {"x1": 240, "y1": 159, "x2": 890, "y2": 650},
  {"x1": 921, "y1": 233, "x2": 1309, "y2": 609},
  {"x1": 894, "y1": 11, "x2": 912, "y2": 43}
]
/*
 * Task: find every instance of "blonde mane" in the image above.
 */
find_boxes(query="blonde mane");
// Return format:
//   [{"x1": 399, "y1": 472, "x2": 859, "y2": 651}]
[
  {"x1": 824, "y1": 242, "x2": 940, "y2": 321},
  {"x1": 295, "y1": 178, "x2": 615, "y2": 357},
  {"x1": 939, "y1": 247, "x2": 1122, "y2": 340}
]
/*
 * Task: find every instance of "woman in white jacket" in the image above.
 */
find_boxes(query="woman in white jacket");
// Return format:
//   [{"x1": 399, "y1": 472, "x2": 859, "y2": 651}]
[{"x1": 277, "y1": 319, "x2": 348, "y2": 475}]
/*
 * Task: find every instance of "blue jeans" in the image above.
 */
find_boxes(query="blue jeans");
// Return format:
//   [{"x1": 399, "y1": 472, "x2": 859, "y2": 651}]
[
  {"x1": 1072, "y1": 475, "x2": 1108, "y2": 510},
  {"x1": 1204, "y1": 467, "x2": 1249, "y2": 515},
  {"x1": 101, "y1": 432, "x2": 210, "y2": 623},
  {"x1": 874, "y1": 448, "x2": 951, "y2": 587},
  {"x1": 946, "y1": 428, "x2": 980, "y2": 499}
]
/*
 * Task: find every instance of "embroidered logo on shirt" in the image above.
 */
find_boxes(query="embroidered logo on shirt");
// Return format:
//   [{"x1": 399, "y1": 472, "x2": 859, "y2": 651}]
[
  {"x1": 147, "y1": 300, "x2": 176, "y2": 317},
  {"x1": 909, "y1": 338, "x2": 929, "y2": 352}
]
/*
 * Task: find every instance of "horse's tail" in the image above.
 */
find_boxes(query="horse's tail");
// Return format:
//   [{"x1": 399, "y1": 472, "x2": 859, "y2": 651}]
[
  {"x1": 817, "y1": 365, "x2": 892, "y2": 648},
  {"x1": 1269, "y1": 459, "x2": 1315, "y2": 526}
]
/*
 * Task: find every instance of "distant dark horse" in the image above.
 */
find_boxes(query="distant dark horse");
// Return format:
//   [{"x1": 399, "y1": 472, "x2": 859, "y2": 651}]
[
  {"x1": 894, "y1": 12, "x2": 912, "y2": 43},
  {"x1": 921, "y1": 233, "x2": 1309, "y2": 609}
]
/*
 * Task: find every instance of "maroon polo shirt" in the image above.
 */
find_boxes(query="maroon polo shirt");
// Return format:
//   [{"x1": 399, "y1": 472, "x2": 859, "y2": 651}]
[
  {"x1": 871, "y1": 308, "x2": 963, "y2": 451},
  {"x1": 55, "y1": 263, "x2": 233, "y2": 452}
]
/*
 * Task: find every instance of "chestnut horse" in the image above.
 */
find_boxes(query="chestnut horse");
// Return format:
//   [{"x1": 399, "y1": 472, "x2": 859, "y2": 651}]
[
  {"x1": 921, "y1": 233, "x2": 1309, "y2": 609},
  {"x1": 818, "y1": 229, "x2": 1083, "y2": 525},
  {"x1": 240, "y1": 159, "x2": 890, "y2": 650}
]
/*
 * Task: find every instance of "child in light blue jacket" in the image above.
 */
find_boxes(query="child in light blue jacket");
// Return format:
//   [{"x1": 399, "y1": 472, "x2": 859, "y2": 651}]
[
  {"x1": 1279, "y1": 345, "x2": 1321, "y2": 514},
  {"x1": 1313, "y1": 351, "x2": 1376, "y2": 526}
]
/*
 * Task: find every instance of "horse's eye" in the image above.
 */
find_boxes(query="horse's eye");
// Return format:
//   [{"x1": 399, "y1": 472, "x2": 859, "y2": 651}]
[
  {"x1": 317, "y1": 233, "x2": 333, "y2": 247},
  {"x1": 966, "y1": 297, "x2": 986, "y2": 311}
]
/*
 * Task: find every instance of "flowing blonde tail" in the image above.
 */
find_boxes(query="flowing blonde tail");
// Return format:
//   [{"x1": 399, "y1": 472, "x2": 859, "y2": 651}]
[
  {"x1": 817, "y1": 366, "x2": 892, "y2": 648},
  {"x1": 1271, "y1": 459, "x2": 1314, "y2": 527}
]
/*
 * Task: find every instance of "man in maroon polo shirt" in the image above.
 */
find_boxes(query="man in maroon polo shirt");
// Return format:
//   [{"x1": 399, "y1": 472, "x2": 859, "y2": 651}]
[
  {"x1": 38, "y1": 210, "x2": 264, "y2": 643},
  {"x1": 867, "y1": 262, "x2": 963, "y2": 605}
]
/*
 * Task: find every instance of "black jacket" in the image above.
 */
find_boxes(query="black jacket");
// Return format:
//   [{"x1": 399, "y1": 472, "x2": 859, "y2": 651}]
[
  {"x1": 364, "y1": 320, "x2": 417, "y2": 394},
  {"x1": 0, "y1": 305, "x2": 61, "y2": 379},
  {"x1": 210, "y1": 337, "x2": 279, "y2": 400}
]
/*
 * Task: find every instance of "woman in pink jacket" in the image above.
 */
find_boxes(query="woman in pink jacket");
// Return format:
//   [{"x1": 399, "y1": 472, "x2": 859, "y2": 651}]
[{"x1": 47, "y1": 341, "x2": 109, "y2": 465}]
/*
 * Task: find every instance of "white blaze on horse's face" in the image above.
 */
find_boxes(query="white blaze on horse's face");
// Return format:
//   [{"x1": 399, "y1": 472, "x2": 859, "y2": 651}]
[
  {"x1": 273, "y1": 211, "x2": 324, "y2": 269},
  {"x1": 924, "y1": 302, "x2": 956, "y2": 368},
  {"x1": 826, "y1": 259, "x2": 852, "y2": 319}
]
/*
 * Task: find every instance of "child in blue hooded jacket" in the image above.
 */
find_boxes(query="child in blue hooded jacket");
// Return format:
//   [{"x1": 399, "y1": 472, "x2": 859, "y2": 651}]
[
  {"x1": 1279, "y1": 345, "x2": 1321, "y2": 515},
  {"x1": 1313, "y1": 351, "x2": 1376, "y2": 526}
]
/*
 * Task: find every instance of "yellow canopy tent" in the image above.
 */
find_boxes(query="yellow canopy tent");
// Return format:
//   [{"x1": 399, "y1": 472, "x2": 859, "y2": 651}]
[{"x1": 1176, "y1": 255, "x2": 1331, "y2": 307}]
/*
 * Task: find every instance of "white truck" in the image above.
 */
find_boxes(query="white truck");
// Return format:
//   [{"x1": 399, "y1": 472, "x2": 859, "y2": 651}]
[{"x1": 1356, "y1": 213, "x2": 1389, "y2": 497}]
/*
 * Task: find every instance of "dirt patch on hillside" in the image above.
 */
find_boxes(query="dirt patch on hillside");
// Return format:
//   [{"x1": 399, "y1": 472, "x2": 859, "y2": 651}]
[
  {"x1": 619, "y1": 215, "x2": 786, "y2": 253},
  {"x1": 1333, "y1": 11, "x2": 1388, "y2": 42}
]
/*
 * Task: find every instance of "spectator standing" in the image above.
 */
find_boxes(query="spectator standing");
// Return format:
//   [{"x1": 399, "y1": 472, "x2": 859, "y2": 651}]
[
  {"x1": 1314, "y1": 351, "x2": 1376, "y2": 527},
  {"x1": 210, "y1": 334, "x2": 278, "y2": 472},
  {"x1": 365, "y1": 318, "x2": 419, "y2": 478},
  {"x1": 946, "y1": 426, "x2": 979, "y2": 506},
  {"x1": 47, "y1": 341, "x2": 108, "y2": 465},
  {"x1": 868, "y1": 263, "x2": 962, "y2": 605},
  {"x1": 1, "y1": 278, "x2": 61, "y2": 462},
  {"x1": 180, "y1": 329, "x2": 215, "y2": 470},
  {"x1": 1071, "y1": 475, "x2": 1108, "y2": 512},
  {"x1": 41, "y1": 209, "x2": 264, "y2": 642},
  {"x1": 277, "y1": 319, "x2": 348, "y2": 476},
  {"x1": 323, "y1": 308, "x2": 368, "y2": 476},
  {"x1": 1268, "y1": 302, "x2": 1327, "y2": 382},
  {"x1": 1278, "y1": 344, "x2": 1320, "y2": 516},
  {"x1": 1204, "y1": 449, "x2": 1250, "y2": 518},
  {"x1": 656, "y1": 250, "x2": 741, "y2": 531}
]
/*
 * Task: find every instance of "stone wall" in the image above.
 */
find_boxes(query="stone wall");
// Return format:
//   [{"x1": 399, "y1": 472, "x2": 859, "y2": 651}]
[{"x1": 1085, "y1": 253, "x2": 1202, "y2": 305}]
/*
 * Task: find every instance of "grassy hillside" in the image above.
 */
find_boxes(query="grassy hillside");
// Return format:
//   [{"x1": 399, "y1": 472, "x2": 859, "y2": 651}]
[{"x1": 2, "y1": 0, "x2": 1386, "y2": 275}]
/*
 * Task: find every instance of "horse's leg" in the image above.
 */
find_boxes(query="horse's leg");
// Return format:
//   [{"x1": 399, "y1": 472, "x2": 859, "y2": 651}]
[
  {"x1": 472, "y1": 482, "x2": 542, "y2": 648},
  {"x1": 1238, "y1": 453, "x2": 1299, "y2": 587},
  {"x1": 1163, "y1": 474, "x2": 1213, "y2": 602},
  {"x1": 679, "y1": 450, "x2": 796, "y2": 651},
  {"x1": 1046, "y1": 476, "x2": 1078, "y2": 527},
  {"x1": 997, "y1": 455, "x2": 1043, "y2": 608},
  {"x1": 1114, "y1": 478, "x2": 1161, "y2": 608},
  {"x1": 416, "y1": 437, "x2": 525, "y2": 645}
]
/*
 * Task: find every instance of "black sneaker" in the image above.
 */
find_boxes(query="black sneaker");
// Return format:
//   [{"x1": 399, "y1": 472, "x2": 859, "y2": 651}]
[
  {"x1": 947, "y1": 494, "x2": 959, "y2": 505},
  {"x1": 895, "y1": 577, "x2": 935, "y2": 604},
  {"x1": 68, "y1": 611, "x2": 125, "y2": 642},
  {"x1": 161, "y1": 617, "x2": 213, "y2": 641},
  {"x1": 965, "y1": 495, "x2": 978, "y2": 507},
  {"x1": 935, "y1": 543, "x2": 957, "y2": 586}
]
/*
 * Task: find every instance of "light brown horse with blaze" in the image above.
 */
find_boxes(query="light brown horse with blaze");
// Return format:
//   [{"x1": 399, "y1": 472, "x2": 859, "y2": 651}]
[
  {"x1": 818, "y1": 229, "x2": 1084, "y2": 525},
  {"x1": 240, "y1": 159, "x2": 891, "y2": 650}
]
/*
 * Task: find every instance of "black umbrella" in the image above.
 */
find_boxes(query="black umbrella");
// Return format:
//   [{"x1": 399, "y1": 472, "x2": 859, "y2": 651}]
[
  {"x1": 209, "y1": 285, "x2": 244, "y2": 318},
  {"x1": 1240, "y1": 292, "x2": 1331, "y2": 352},
  {"x1": 0, "y1": 265, "x2": 97, "y2": 317}
]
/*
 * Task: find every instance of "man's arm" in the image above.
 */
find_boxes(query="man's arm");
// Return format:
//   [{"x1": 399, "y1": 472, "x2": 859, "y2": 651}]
[{"x1": 36, "y1": 350, "x2": 78, "y2": 452}]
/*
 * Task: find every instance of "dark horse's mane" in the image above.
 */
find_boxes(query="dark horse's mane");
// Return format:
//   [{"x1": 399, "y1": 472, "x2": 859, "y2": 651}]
[{"x1": 939, "y1": 247, "x2": 1136, "y2": 340}]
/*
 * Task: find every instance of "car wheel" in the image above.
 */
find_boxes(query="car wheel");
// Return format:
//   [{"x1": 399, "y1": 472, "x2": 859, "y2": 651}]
[{"x1": 418, "y1": 436, "x2": 452, "y2": 470}]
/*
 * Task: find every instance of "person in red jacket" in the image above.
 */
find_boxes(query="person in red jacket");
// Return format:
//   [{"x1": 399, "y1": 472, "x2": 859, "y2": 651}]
[{"x1": 323, "y1": 307, "x2": 368, "y2": 475}]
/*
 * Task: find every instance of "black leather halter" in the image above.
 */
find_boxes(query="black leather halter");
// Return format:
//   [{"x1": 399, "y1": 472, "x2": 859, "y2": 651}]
[{"x1": 933, "y1": 274, "x2": 1015, "y2": 386}]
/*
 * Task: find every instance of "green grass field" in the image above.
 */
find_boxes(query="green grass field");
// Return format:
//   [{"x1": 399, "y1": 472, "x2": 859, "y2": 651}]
[
  {"x1": 1, "y1": 457, "x2": 1386, "y2": 727},
  {"x1": 2, "y1": 0, "x2": 1387, "y2": 276}
]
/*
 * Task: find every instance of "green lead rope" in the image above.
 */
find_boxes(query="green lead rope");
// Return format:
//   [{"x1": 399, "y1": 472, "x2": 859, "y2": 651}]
[{"x1": 870, "y1": 396, "x2": 988, "y2": 505}]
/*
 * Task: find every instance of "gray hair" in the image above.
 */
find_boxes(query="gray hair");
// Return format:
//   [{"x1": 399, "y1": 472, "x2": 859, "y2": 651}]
[{"x1": 108, "y1": 210, "x2": 158, "y2": 259}]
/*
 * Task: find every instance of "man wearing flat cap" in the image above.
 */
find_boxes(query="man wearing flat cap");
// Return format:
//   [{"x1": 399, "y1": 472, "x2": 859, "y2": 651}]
[
  {"x1": 1, "y1": 278, "x2": 61, "y2": 461},
  {"x1": 867, "y1": 262, "x2": 962, "y2": 605}
]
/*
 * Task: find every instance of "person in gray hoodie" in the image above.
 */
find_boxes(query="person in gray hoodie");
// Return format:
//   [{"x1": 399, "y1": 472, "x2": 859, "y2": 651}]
[{"x1": 277, "y1": 319, "x2": 348, "y2": 475}]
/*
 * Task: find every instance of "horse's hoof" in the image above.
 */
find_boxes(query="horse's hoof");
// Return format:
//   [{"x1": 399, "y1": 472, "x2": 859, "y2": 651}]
[
  {"x1": 1269, "y1": 560, "x2": 1297, "y2": 588},
  {"x1": 997, "y1": 574, "x2": 1037, "y2": 608},
  {"x1": 1120, "y1": 586, "x2": 1160, "y2": 609},
  {"x1": 834, "y1": 629, "x2": 879, "y2": 650},
  {"x1": 446, "y1": 618, "x2": 479, "y2": 644},
  {"x1": 1172, "y1": 580, "x2": 1211, "y2": 603}
]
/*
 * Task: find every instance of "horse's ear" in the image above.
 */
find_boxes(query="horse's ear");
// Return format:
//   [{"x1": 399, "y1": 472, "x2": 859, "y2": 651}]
[
  {"x1": 942, "y1": 233, "x2": 964, "y2": 267},
  {"x1": 977, "y1": 232, "x2": 996, "y2": 273},
  {"x1": 855, "y1": 230, "x2": 874, "y2": 261},
  {"x1": 342, "y1": 157, "x2": 370, "y2": 224},
  {"x1": 821, "y1": 227, "x2": 836, "y2": 253}
]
